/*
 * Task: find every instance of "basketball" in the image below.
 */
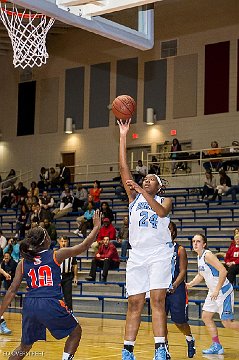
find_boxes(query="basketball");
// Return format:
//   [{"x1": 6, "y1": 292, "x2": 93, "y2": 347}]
[{"x1": 112, "y1": 95, "x2": 136, "y2": 120}]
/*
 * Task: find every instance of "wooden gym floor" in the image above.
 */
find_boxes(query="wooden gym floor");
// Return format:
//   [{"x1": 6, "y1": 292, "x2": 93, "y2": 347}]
[{"x1": 0, "y1": 313, "x2": 239, "y2": 359}]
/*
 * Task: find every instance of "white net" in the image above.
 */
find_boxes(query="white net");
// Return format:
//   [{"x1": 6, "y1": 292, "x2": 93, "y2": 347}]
[{"x1": 0, "y1": 2, "x2": 55, "y2": 68}]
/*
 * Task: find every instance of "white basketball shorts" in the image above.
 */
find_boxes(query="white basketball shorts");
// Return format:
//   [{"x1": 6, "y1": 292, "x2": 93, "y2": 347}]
[{"x1": 126, "y1": 243, "x2": 174, "y2": 297}]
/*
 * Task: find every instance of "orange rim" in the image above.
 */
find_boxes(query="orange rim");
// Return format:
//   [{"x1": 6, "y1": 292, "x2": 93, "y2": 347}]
[{"x1": 0, "y1": 1, "x2": 47, "y2": 18}]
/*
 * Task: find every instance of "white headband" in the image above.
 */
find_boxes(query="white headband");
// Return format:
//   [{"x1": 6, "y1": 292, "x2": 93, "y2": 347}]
[{"x1": 154, "y1": 174, "x2": 162, "y2": 187}]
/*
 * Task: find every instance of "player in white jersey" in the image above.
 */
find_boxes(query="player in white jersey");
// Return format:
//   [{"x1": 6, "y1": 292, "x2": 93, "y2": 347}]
[
  {"x1": 187, "y1": 233, "x2": 239, "y2": 355},
  {"x1": 118, "y1": 119, "x2": 174, "y2": 360}
]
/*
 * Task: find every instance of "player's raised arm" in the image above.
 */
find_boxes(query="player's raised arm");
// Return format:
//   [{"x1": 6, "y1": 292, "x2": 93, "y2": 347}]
[
  {"x1": 55, "y1": 210, "x2": 102, "y2": 263},
  {"x1": 118, "y1": 119, "x2": 136, "y2": 203}
]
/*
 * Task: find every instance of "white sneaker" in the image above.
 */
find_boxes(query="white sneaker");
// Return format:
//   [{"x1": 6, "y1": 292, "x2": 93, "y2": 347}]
[
  {"x1": 78, "y1": 232, "x2": 84, "y2": 238},
  {"x1": 73, "y1": 229, "x2": 80, "y2": 235}
]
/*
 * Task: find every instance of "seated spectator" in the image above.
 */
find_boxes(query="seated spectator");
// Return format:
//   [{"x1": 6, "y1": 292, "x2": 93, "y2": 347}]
[
  {"x1": 211, "y1": 169, "x2": 231, "y2": 204},
  {"x1": 224, "y1": 169, "x2": 239, "y2": 204},
  {"x1": 224, "y1": 232, "x2": 239, "y2": 285},
  {"x1": 1, "y1": 169, "x2": 17, "y2": 190},
  {"x1": 15, "y1": 204, "x2": 29, "y2": 240},
  {"x1": 39, "y1": 190, "x2": 54, "y2": 221},
  {"x1": 25, "y1": 190, "x2": 38, "y2": 212},
  {"x1": 53, "y1": 190, "x2": 74, "y2": 219},
  {"x1": 115, "y1": 178, "x2": 127, "y2": 201},
  {"x1": 203, "y1": 141, "x2": 222, "y2": 171},
  {"x1": 3, "y1": 238, "x2": 20, "y2": 263},
  {"x1": 111, "y1": 216, "x2": 130, "y2": 259},
  {"x1": 0, "y1": 230, "x2": 7, "y2": 250},
  {"x1": 100, "y1": 202, "x2": 114, "y2": 223},
  {"x1": 28, "y1": 203, "x2": 41, "y2": 226},
  {"x1": 199, "y1": 170, "x2": 216, "y2": 201},
  {"x1": 29, "y1": 181, "x2": 39, "y2": 198},
  {"x1": 0, "y1": 185, "x2": 18, "y2": 209},
  {"x1": 91, "y1": 217, "x2": 117, "y2": 253},
  {"x1": 134, "y1": 160, "x2": 147, "y2": 184},
  {"x1": 85, "y1": 236, "x2": 120, "y2": 282},
  {"x1": 170, "y1": 138, "x2": 182, "y2": 174},
  {"x1": 60, "y1": 184, "x2": 73, "y2": 200},
  {"x1": 73, "y1": 183, "x2": 88, "y2": 211},
  {"x1": 38, "y1": 167, "x2": 49, "y2": 190},
  {"x1": 1, "y1": 252, "x2": 17, "y2": 289},
  {"x1": 148, "y1": 156, "x2": 160, "y2": 175},
  {"x1": 41, "y1": 218, "x2": 57, "y2": 249},
  {"x1": 89, "y1": 180, "x2": 102, "y2": 209},
  {"x1": 73, "y1": 203, "x2": 95, "y2": 238},
  {"x1": 15, "y1": 182, "x2": 28, "y2": 200},
  {"x1": 48, "y1": 167, "x2": 59, "y2": 189}
]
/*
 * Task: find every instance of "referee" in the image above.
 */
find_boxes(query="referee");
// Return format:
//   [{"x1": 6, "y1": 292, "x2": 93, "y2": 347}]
[{"x1": 58, "y1": 235, "x2": 78, "y2": 311}]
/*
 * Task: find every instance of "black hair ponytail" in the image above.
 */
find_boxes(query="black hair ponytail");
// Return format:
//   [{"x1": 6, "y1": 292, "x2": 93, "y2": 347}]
[{"x1": 20, "y1": 227, "x2": 46, "y2": 262}]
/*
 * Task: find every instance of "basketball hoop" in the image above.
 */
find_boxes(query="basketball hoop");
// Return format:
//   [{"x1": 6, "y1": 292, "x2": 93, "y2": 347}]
[{"x1": 0, "y1": 1, "x2": 55, "y2": 68}]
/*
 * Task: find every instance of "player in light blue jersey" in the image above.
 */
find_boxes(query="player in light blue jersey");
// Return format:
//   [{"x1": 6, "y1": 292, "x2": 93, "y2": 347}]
[
  {"x1": 118, "y1": 119, "x2": 174, "y2": 360},
  {"x1": 187, "y1": 233, "x2": 239, "y2": 355}
]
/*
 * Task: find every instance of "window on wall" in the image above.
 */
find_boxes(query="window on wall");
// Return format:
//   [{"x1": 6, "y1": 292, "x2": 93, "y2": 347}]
[
  {"x1": 160, "y1": 39, "x2": 177, "y2": 59},
  {"x1": 17, "y1": 81, "x2": 36, "y2": 136}
]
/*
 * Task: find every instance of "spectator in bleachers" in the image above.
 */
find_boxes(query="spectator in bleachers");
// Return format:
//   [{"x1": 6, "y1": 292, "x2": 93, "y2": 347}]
[
  {"x1": 73, "y1": 203, "x2": 95, "y2": 238},
  {"x1": 29, "y1": 203, "x2": 41, "y2": 226},
  {"x1": 0, "y1": 185, "x2": 17, "y2": 209},
  {"x1": 73, "y1": 183, "x2": 88, "y2": 211},
  {"x1": 100, "y1": 202, "x2": 114, "y2": 223},
  {"x1": 134, "y1": 160, "x2": 148, "y2": 184},
  {"x1": 29, "y1": 181, "x2": 39, "y2": 198},
  {"x1": 82, "y1": 194, "x2": 96, "y2": 212},
  {"x1": 39, "y1": 190, "x2": 54, "y2": 221},
  {"x1": 224, "y1": 169, "x2": 239, "y2": 204},
  {"x1": 1, "y1": 252, "x2": 17, "y2": 290},
  {"x1": 211, "y1": 169, "x2": 231, "y2": 204},
  {"x1": 111, "y1": 216, "x2": 130, "y2": 259},
  {"x1": 199, "y1": 170, "x2": 216, "y2": 201},
  {"x1": 1, "y1": 169, "x2": 17, "y2": 190},
  {"x1": 148, "y1": 156, "x2": 160, "y2": 175},
  {"x1": 38, "y1": 167, "x2": 49, "y2": 190},
  {"x1": 115, "y1": 178, "x2": 127, "y2": 201},
  {"x1": 60, "y1": 184, "x2": 73, "y2": 200},
  {"x1": 85, "y1": 236, "x2": 120, "y2": 282},
  {"x1": 48, "y1": 167, "x2": 59, "y2": 188},
  {"x1": 15, "y1": 181, "x2": 28, "y2": 199},
  {"x1": 91, "y1": 217, "x2": 117, "y2": 253},
  {"x1": 224, "y1": 232, "x2": 239, "y2": 285},
  {"x1": 15, "y1": 204, "x2": 29, "y2": 240},
  {"x1": 53, "y1": 189, "x2": 74, "y2": 219},
  {"x1": 0, "y1": 230, "x2": 7, "y2": 250},
  {"x1": 25, "y1": 190, "x2": 38, "y2": 212},
  {"x1": 203, "y1": 141, "x2": 222, "y2": 172},
  {"x1": 89, "y1": 180, "x2": 102, "y2": 209},
  {"x1": 41, "y1": 218, "x2": 57, "y2": 250},
  {"x1": 3, "y1": 238, "x2": 20, "y2": 263},
  {"x1": 58, "y1": 163, "x2": 71, "y2": 189},
  {"x1": 171, "y1": 138, "x2": 182, "y2": 174}
]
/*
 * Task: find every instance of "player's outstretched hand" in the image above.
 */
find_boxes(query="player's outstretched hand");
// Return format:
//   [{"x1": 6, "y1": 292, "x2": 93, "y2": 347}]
[
  {"x1": 93, "y1": 209, "x2": 102, "y2": 230},
  {"x1": 117, "y1": 119, "x2": 131, "y2": 135},
  {"x1": 125, "y1": 179, "x2": 143, "y2": 194}
]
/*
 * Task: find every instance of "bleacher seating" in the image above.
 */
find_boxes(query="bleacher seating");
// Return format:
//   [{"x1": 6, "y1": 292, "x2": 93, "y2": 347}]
[{"x1": 0, "y1": 179, "x2": 239, "y2": 320}]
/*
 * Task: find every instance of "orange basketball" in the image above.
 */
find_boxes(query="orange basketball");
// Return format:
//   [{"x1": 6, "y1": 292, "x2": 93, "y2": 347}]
[{"x1": 112, "y1": 95, "x2": 136, "y2": 120}]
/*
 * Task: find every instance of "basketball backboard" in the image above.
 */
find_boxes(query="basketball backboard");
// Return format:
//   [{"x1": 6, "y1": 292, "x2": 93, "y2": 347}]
[{"x1": 10, "y1": 0, "x2": 164, "y2": 50}]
